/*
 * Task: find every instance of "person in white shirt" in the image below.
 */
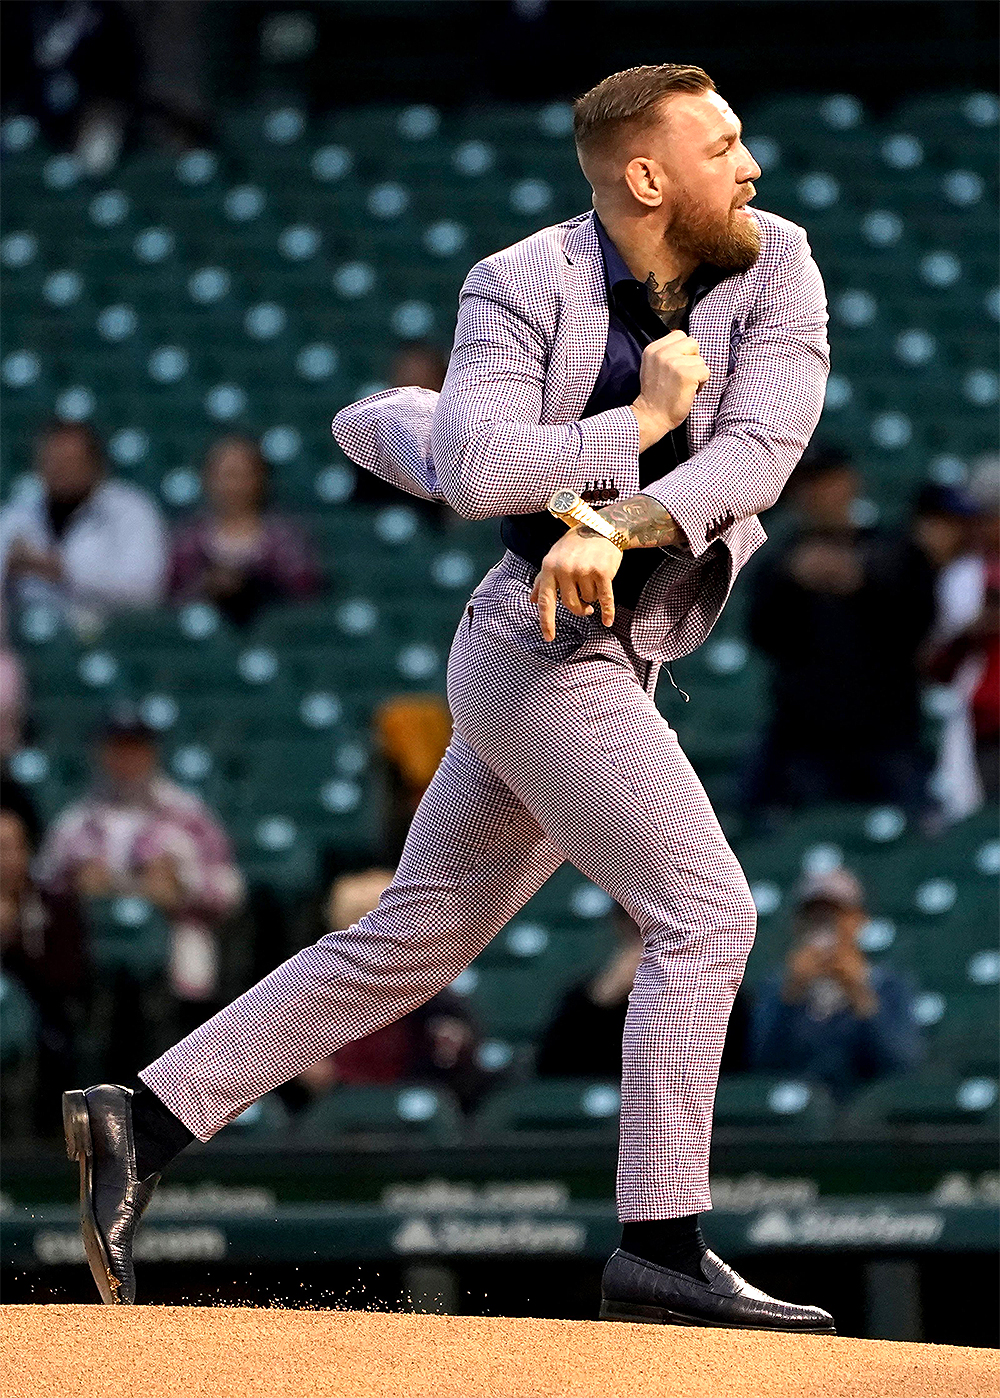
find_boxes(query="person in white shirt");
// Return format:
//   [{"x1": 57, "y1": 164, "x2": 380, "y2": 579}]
[{"x1": 0, "y1": 421, "x2": 168, "y2": 629}]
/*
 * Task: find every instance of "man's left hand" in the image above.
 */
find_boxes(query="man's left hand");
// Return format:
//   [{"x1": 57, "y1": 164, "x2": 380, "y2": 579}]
[{"x1": 530, "y1": 528, "x2": 623, "y2": 640}]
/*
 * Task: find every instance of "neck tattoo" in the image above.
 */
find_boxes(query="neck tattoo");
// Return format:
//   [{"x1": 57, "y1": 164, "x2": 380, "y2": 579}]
[{"x1": 643, "y1": 271, "x2": 691, "y2": 330}]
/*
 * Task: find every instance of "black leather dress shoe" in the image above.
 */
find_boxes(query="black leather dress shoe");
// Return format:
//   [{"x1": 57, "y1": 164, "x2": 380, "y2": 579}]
[
  {"x1": 63, "y1": 1084, "x2": 160, "y2": 1305},
  {"x1": 600, "y1": 1249, "x2": 836, "y2": 1333}
]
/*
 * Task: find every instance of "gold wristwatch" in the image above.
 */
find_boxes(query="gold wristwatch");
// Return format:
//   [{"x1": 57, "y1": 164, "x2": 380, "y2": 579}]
[{"x1": 547, "y1": 489, "x2": 629, "y2": 551}]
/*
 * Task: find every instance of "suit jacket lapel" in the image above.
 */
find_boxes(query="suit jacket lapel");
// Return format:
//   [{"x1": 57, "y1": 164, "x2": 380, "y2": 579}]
[
  {"x1": 542, "y1": 212, "x2": 609, "y2": 425},
  {"x1": 550, "y1": 214, "x2": 745, "y2": 459},
  {"x1": 687, "y1": 278, "x2": 740, "y2": 452}
]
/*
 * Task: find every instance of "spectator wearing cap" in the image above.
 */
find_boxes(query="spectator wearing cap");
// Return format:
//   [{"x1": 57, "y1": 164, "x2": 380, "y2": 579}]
[
  {"x1": 910, "y1": 481, "x2": 980, "y2": 581},
  {"x1": 925, "y1": 459, "x2": 1000, "y2": 822},
  {"x1": 169, "y1": 436, "x2": 320, "y2": 626},
  {"x1": 35, "y1": 712, "x2": 244, "y2": 1014},
  {"x1": 743, "y1": 443, "x2": 937, "y2": 814},
  {"x1": 750, "y1": 868, "x2": 923, "y2": 1102},
  {"x1": 0, "y1": 421, "x2": 168, "y2": 630}
]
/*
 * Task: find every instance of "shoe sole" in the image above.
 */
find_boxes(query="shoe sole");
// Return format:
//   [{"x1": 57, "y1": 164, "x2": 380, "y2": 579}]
[
  {"x1": 62, "y1": 1090, "x2": 124, "y2": 1306},
  {"x1": 599, "y1": 1300, "x2": 836, "y2": 1334}
]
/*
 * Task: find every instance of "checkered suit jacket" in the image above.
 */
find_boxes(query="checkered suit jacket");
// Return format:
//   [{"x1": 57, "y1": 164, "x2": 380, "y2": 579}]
[{"x1": 332, "y1": 208, "x2": 829, "y2": 660}]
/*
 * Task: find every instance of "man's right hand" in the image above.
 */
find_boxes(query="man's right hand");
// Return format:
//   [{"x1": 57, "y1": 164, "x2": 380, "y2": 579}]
[{"x1": 630, "y1": 330, "x2": 710, "y2": 451}]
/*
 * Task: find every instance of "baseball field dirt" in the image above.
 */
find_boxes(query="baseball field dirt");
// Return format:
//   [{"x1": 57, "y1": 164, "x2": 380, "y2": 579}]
[{"x1": 2, "y1": 1304, "x2": 996, "y2": 1397}]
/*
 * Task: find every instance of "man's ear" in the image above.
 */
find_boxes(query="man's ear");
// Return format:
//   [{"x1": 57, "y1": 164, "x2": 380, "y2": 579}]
[{"x1": 624, "y1": 156, "x2": 665, "y2": 209}]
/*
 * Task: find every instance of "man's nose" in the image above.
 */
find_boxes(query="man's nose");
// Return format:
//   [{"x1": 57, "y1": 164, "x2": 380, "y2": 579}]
[{"x1": 738, "y1": 146, "x2": 761, "y2": 183}]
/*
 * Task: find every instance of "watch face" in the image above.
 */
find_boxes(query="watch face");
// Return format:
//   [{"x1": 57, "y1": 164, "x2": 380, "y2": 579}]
[{"x1": 550, "y1": 489, "x2": 578, "y2": 513}]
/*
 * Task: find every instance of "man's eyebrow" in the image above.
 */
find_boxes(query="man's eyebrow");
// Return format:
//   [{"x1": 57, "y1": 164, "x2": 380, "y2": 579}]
[{"x1": 711, "y1": 117, "x2": 744, "y2": 147}]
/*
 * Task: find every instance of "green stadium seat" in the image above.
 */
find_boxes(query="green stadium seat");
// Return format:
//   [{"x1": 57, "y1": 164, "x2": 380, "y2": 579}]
[
  {"x1": 231, "y1": 815, "x2": 320, "y2": 900},
  {"x1": 215, "y1": 1093, "x2": 291, "y2": 1139},
  {"x1": 921, "y1": 988, "x2": 1000, "y2": 1075},
  {"x1": 84, "y1": 896, "x2": 171, "y2": 982},
  {"x1": 465, "y1": 930, "x2": 615, "y2": 1040},
  {"x1": 473, "y1": 1078, "x2": 621, "y2": 1136},
  {"x1": 842, "y1": 1069, "x2": 999, "y2": 1132},
  {"x1": 295, "y1": 1084, "x2": 462, "y2": 1143},
  {"x1": 713, "y1": 1074, "x2": 837, "y2": 1137},
  {"x1": 0, "y1": 972, "x2": 39, "y2": 1066}
]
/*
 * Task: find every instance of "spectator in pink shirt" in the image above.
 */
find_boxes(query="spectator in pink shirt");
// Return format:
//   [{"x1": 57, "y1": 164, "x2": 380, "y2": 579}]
[
  {"x1": 169, "y1": 436, "x2": 320, "y2": 625},
  {"x1": 35, "y1": 711, "x2": 244, "y2": 1013}
]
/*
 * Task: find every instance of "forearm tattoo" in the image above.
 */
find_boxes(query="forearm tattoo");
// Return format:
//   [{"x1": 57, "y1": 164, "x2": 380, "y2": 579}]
[
  {"x1": 577, "y1": 494, "x2": 686, "y2": 549},
  {"x1": 643, "y1": 271, "x2": 691, "y2": 330}
]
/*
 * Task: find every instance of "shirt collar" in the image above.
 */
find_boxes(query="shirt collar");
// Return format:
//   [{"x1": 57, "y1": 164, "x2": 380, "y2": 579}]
[{"x1": 593, "y1": 212, "x2": 638, "y2": 291}]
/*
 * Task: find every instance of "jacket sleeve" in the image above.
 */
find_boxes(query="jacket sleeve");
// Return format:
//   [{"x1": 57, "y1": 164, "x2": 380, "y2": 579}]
[
  {"x1": 331, "y1": 385, "x2": 444, "y2": 502},
  {"x1": 428, "y1": 258, "x2": 640, "y2": 519},
  {"x1": 642, "y1": 228, "x2": 830, "y2": 557}
]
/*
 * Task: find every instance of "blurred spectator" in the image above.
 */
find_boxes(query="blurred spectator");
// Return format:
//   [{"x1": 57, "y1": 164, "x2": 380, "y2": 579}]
[
  {"x1": 744, "y1": 444, "x2": 936, "y2": 814},
  {"x1": 0, "y1": 421, "x2": 168, "y2": 631},
  {"x1": 121, "y1": 0, "x2": 211, "y2": 152},
  {"x1": 1, "y1": 2, "x2": 140, "y2": 176},
  {"x1": 536, "y1": 905, "x2": 750, "y2": 1079},
  {"x1": 351, "y1": 342, "x2": 457, "y2": 529},
  {"x1": 0, "y1": 803, "x2": 89, "y2": 1135},
  {"x1": 750, "y1": 868, "x2": 922, "y2": 1102},
  {"x1": 390, "y1": 341, "x2": 449, "y2": 394},
  {"x1": 169, "y1": 436, "x2": 320, "y2": 626},
  {"x1": 910, "y1": 481, "x2": 980, "y2": 578},
  {"x1": 0, "y1": 762, "x2": 43, "y2": 849},
  {"x1": 373, "y1": 693, "x2": 453, "y2": 862},
  {"x1": 0, "y1": 645, "x2": 26, "y2": 755},
  {"x1": 926, "y1": 459, "x2": 1000, "y2": 821},
  {"x1": 282, "y1": 867, "x2": 491, "y2": 1113},
  {"x1": 35, "y1": 710, "x2": 244, "y2": 1013},
  {"x1": 1, "y1": 3, "x2": 212, "y2": 177}
]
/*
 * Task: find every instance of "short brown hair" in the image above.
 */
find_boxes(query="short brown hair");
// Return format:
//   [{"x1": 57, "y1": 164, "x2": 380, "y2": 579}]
[
  {"x1": 39, "y1": 419, "x2": 106, "y2": 468},
  {"x1": 573, "y1": 64, "x2": 715, "y2": 157}
]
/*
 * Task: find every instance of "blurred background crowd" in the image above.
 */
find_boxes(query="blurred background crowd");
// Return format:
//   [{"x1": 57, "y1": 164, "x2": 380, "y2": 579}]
[{"x1": 0, "y1": 0, "x2": 997, "y2": 1152}]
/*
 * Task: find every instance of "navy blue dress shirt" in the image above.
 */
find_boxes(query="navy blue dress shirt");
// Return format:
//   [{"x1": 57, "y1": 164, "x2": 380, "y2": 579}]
[{"x1": 500, "y1": 215, "x2": 723, "y2": 608}]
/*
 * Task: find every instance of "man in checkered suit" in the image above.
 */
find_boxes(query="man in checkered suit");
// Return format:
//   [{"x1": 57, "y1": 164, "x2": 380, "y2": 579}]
[{"x1": 66, "y1": 64, "x2": 835, "y2": 1332}]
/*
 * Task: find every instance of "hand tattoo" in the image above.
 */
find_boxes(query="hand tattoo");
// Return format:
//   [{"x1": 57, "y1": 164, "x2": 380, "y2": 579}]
[
  {"x1": 643, "y1": 272, "x2": 691, "y2": 330},
  {"x1": 577, "y1": 494, "x2": 687, "y2": 550}
]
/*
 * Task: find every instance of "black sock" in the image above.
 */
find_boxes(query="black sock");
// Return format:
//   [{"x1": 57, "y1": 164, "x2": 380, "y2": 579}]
[
  {"x1": 620, "y1": 1215, "x2": 708, "y2": 1280},
  {"x1": 128, "y1": 1078, "x2": 195, "y2": 1179}
]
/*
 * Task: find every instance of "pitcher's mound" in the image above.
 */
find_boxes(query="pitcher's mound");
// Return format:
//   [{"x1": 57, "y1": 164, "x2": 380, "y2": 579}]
[{"x1": 2, "y1": 1304, "x2": 996, "y2": 1398}]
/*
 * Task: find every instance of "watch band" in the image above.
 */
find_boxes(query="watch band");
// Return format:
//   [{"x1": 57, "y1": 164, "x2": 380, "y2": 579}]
[{"x1": 546, "y1": 490, "x2": 629, "y2": 552}]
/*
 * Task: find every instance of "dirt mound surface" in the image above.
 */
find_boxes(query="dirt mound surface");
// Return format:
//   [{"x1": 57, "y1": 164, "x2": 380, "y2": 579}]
[{"x1": 2, "y1": 1304, "x2": 996, "y2": 1398}]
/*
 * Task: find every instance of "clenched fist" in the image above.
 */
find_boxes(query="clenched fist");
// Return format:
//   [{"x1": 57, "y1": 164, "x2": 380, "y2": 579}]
[{"x1": 630, "y1": 330, "x2": 710, "y2": 450}]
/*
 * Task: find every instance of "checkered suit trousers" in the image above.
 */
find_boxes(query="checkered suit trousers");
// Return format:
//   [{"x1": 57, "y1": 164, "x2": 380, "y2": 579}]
[{"x1": 141, "y1": 550, "x2": 756, "y2": 1219}]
